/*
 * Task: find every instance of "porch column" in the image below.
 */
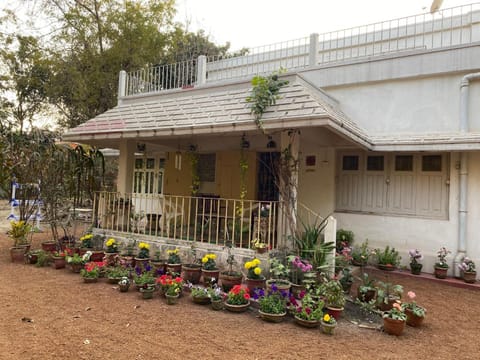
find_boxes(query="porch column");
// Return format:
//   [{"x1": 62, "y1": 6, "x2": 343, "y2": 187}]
[
  {"x1": 278, "y1": 130, "x2": 300, "y2": 248},
  {"x1": 117, "y1": 140, "x2": 136, "y2": 194}
]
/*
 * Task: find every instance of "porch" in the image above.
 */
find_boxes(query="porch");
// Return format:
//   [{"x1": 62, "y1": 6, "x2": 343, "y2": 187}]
[{"x1": 92, "y1": 191, "x2": 332, "y2": 251}]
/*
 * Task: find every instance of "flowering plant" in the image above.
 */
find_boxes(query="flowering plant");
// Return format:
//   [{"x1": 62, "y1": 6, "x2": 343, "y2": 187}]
[
  {"x1": 401, "y1": 291, "x2": 426, "y2": 318},
  {"x1": 189, "y1": 284, "x2": 210, "y2": 298},
  {"x1": 225, "y1": 285, "x2": 250, "y2": 305},
  {"x1": 383, "y1": 302, "x2": 407, "y2": 321},
  {"x1": 201, "y1": 253, "x2": 217, "y2": 270},
  {"x1": 66, "y1": 252, "x2": 84, "y2": 265},
  {"x1": 80, "y1": 233, "x2": 94, "y2": 248},
  {"x1": 322, "y1": 313, "x2": 337, "y2": 325},
  {"x1": 244, "y1": 258, "x2": 263, "y2": 279},
  {"x1": 458, "y1": 257, "x2": 476, "y2": 273},
  {"x1": 156, "y1": 274, "x2": 183, "y2": 296},
  {"x1": 52, "y1": 251, "x2": 66, "y2": 258},
  {"x1": 133, "y1": 264, "x2": 155, "y2": 287},
  {"x1": 167, "y1": 248, "x2": 181, "y2": 264},
  {"x1": 254, "y1": 284, "x2": 287, "y2": 314},
  {"x1": 7, "y1": 220, "x2": 32, "y2": 245},
  {"x1": 105, "y1": 238, "x2": 118, "y2": 253},
  {"x1": 137, "y1": 242, "x2": 150, "y2": 259},
  {"x1": 435, "y1": 247, "x2": 451, "y2": 268},
  {"x1": 80, "y1": 261, "x2": 106, "y2": 279},
  {"x1": 207, "y1": 283, "x2": 223, "y2": 301},
  {"x1": 288, "y1": 255, "x2": 313, "y2": 285},
  {"x1": 251, "y1": 238, "x2": 267, "y2": 250},
  {"x1": 408, "y1": 249, "x2": 423, "y2": 264},
  {"x1": 118, "y1": 276, "x2": 130, "y2": 287},
  {"x1": 294, "y1": 291, "x2": 324, "y2": 321}
]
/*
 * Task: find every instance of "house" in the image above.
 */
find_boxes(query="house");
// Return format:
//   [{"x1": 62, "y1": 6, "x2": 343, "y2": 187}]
[{"x1": 64, "y1": 3, "x2": 480, "y2": 278}]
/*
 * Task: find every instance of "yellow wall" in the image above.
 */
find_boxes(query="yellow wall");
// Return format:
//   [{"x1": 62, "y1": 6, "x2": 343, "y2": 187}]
[
  {"x1": 163, "y1": 152, "x2": 193, "y2": 196},
  {"x1": 216, "y1": 151, "x2": 257, "y2": 200}
]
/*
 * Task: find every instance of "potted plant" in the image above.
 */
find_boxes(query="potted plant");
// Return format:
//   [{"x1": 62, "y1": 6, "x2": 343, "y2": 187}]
[
  {"x1": 189, "y1": 285, "x2": 211, "y2": 305},
  {"x1": 434, "y1": 247, "x2": 451, "y2": 279},
  {"x1": 80, "y1": 261, "x2": 105, "y2": 283},
  {"x1": 224, "y1": 284, "x2": 250, "y2": 313},
  {"x1": 408, "y1": 249, "x2": 423, "y2": 275},
  {"x1": 401, "y1": 291, "x2": 426, "y2": 327},
  {"x1": 244, "y1": 257, "x2": 265, "y2": 292},
  {"x1": 105, "y1": 237, "x2": 118, "y2": 253},
  {"x1": 166, "y1": 248, "x2": 182, "y2": 275},
  {"x1": 458, "y1": 257, "x2": 476, "y2": 283},
  {"x1": 105, "y1": 265, "x2": 130, "y2": 284},
  {"x1": 66, "y1": 251, "x2": 88, "y2": 273},
  {"x1": 287, "y1": 255, "x2": 313, "y2": 298},
  {"x1": 139, "y1": 283, "x2": 156, "y2": 300},
  {"x1": 7, "y1": 220, "x2": 33, "y2": 262},
  {"x1": 28, "y1": 249, "x2": 49, "y2": 267},
  {"x1": 254, "y1": 284, "x2": 288, "y2": 322},
  {"x1": 183, "y1": 244, "x2": 202, "y2": 284},
  {"x1": 356, "y1": 272, "x2": 377, "y2": 303},
  {"x1": 374, "y1": 245, "x2": 400, "y2": 271},
  {"x1": 120, "y1": 239, "x2": 136, "y2": 267},
  {"x1": 336, "y1": 228, "x2": 354, "y2": 253},
  {"x1": 201, "y1": 253, "x2": 219, "y2": 284},
  {"x1": 293, "y1": 291, "x2": 324, "y2": 328},
  {"x1": 151, "y1": 247, "x2": 167, "y2": 275},
  {"x1": 320, "y1": 313, "x2": 337, "y2": 335},
  {"x1": 351, "y1": 240, "x2": 370, "y2": 266},
  {"x1": 375, "y1": 280, "x2": 403, "y2": 311},
  {"x1": 25, "y1": 249, "x2": 44, "y2": 265},
  {"x1": 219, "y1": 245, "x2": 243, "y2": 292},
  {"x1": 118, "y1": 276, "x2": 131, "y2": 292},
  {"x1": 133, "y1": 267, "x2": 156, "y2": 291},
  {"x1": 382, "y1": 302, "x2": 407, "y2": 336},
  {"x1": 157, "y1": 274, "x2": 183, "y2": 305},
  {"x1": 339, "y1": 267, "x2": 354, "y2": 294},
  {"x1": 251, "y1": 238, "x2": 268, "y2": 254},
  {"x1": 135, "y1": 241, "x2": 151, "y2": 266},
  {"x1": 51, "y1": 250, "x2": 67, "y2": 269},
  {"x1": 79, "y1": 233, "x2": 94, "y2": 251},
  {"x1": 321, "y1": 279, "x2": 346, "y2": 320},
  {"x1": 207, "y1": 282, "x2": 224, "y2": 311}
]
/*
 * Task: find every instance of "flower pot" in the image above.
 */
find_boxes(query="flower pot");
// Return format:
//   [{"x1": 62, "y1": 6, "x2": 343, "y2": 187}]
[
  {"x1": 134, "y1": 257, "x2": 150, "y2": 269},
  {"x1": 377, "y1": 264, "x2": 396, "y2": 271},
  {"x1": 258, "y1": 310, "x2": 287, "y2": 323},
  {"x1": 192, "y1": 295, "x2": 211, "y2": 305},
  {"x1": 266, "y1": 279, "x2": 291, "y2": 294},
  {"x1": 351, "y1": 259, "x2": 366, "y2": 267},
  {"x1": 165, "y1": 293, "x2": 180, "y2": 305},
  {"x1": 152, "y1": 260, "x2": 167, "y2": 275},
  {"x1": 255, "y1": 247, "x2": 268, "y2": 254},
  {"x1": 104, "y1": 252, "x2": 119, "y2": 266},
  {"x1": 52, "y1": 257, "x2": 66, "y2": 269},
  {"x1": 167, "y1": 263, "x2": 182, "y2": 276},
  {"x1": 119, "y1": 284, "x2": 130, "y2": 293},
  {"x1": 202, "y1": 269, "x2": 220, "y2": 285},
  {"x1": 320, "y1": 321, "x2": 337, "y2": 335},
  {"x1": 211, "y1": 299, "x2": 224, "y2": 311},
  {"x1": 290, "y1": 283, "x2": 306, "y2": 299},
  {"x1": 140, "y1": 287, "x2": 155, "y2": 299},
  {"x1": 410, "y1": 263, "x2": 423, "y2": 275},
  {"x1": 107, "y1": 277, "x2": 122, "y2": 284},
  {"x1": 83, "y1": 277, "x2": 98, "y2": 284},
  {"x1": 89, "y1": 251, "x2": 105, "y2": 262},
  {"x1": 405, "y1": 308, "x2": 425, "y2": 327},
  {"x1": 383, "y1": 317, "x2": 405, "y2": 336},
  {"x1": 463, "y1": 271, "x2": 477, "y2": 284},
  {"x1": 434, "y1": 266, "x2": 448, "y2": 279},
  {"x1": 294, "y1": 315, "x2": 320, "y2": 328},
  {"x1": 41, "y1": 241, "x2": 57, "y2": 253},
  {"x1": 70, "y1": 263, "x2": 83, "y2": 273},
  {"x1": 357, "y1": 288, "x2": 376, "y2": 303},
  {"x1": 377, "y1": 297, "x2": 400, "y2": 312},
  {"x1": 220, "y1": 272, "x2": 243, "y2": 292},
  {"x1": 326, "y1": 306, "x2": 344, "y2": 320},
  {"x1": 182, "y1": 264, "x2": 202, "y2": 284},
  {"x1": 10, "y1": 246, "x2": 28, "y2": 263},
  {"x1": 245, "y1": 277, "x2": 266, "y2": 292},
  {"x1": 224, "y1": 301, "x2": 250, "y2": 313}
]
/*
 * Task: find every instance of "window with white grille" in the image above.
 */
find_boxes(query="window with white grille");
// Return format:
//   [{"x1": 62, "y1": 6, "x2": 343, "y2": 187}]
[{"x1": 132, "y1": 157, "x2": 165, "y2": 195}]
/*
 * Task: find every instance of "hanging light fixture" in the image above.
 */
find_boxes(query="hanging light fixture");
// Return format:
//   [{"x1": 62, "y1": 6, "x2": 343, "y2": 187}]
[{"x1": 266, "y1": 136, "x2": 276, "y2": 149}]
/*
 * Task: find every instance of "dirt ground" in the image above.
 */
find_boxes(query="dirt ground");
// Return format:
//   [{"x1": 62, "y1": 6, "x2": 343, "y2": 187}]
[{"x1": 1, "y1": 206, "x2": 480, "y2": 359}]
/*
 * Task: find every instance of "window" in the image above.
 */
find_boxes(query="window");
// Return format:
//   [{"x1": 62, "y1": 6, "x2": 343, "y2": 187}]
[
  {"x1": 336, "y1": 152, "x2": 449, "y2": 218},
  {"x1": 132, "y1": 156, "x2": 164, "y2": 195},
  {"x1": 198, "y1": 154, "x2": 216, "y2": 182}
]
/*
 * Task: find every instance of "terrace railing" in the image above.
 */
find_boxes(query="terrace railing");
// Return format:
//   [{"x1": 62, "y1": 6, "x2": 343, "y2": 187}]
[{"x1": 121, "y1": 3, "x2": 480, "y2": 96}]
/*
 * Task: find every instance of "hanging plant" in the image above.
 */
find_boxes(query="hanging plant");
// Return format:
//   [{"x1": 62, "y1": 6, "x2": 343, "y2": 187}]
[{"x1": 246, "y1": 70, "x2": 289, "y2": 132}]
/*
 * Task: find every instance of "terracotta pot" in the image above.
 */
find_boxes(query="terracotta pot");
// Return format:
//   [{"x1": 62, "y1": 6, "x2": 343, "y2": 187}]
[
  {"x1": 326, "y1": 306, "x2": 344, "y2": 320},
  {"x1": 377, "y1": 264, "x2": 396, "y2": 271},
  {"x1": 41, "y1": 241, "x2": 57, "y2": 253},
  {"x1": 383, "y1": 317, "x2": 405, "y2": 336},
  {"x1": 321, "y1": 321, "x2": 337, "y2": 335},
  {"x1": 410, "y1": 263, "x2": 423, "y2": 275},
  {"x1": 151, "y1": 260, "x2": 167, "y2": 275},
  {"x1": 83, "y1": 277, "x2": 98, "y2": 284},
  {"x1": 192, "y1": 295, "x2": 211, "y2": 305},
  {"x1": 211, "y1": 299, "x2": 224, "y2": 311},
  {"x1": 434, "y1": 266, "x2": 448, "y2": 279},
  {"x1": 405, "y1": 308, "x2": 425, "y2": 327},
  {"x1": 255, "y1": 247, "x2": 268, "y2": 254},
  {"x1": 294, "y1": 315, "x2": 320, "y2": 328},
  {"x1": 10, "y1": 246, "x2": 28, "y2": 263},
  {"x1": 182, "y1": 264, "x2": 202, "y2": 284},
  {"x1": 266, "y1": 279, "x2": 291, "y2": 294},
  {"x1": 258, "y1": 310, "x2": 287, "y2": 323},
  {"x1": 202, "y1": 269, "x2": 220, "y2": 285},
  {"x1": 167, "y1": 263, "x2": 182, "y2": 276},
  {"x1": 220, "y1": 272, "x2": 243, "y2": 292},
  {"x1": 70, "y1": 263, "x2": 83, "y2": 273},
  {"x1": 245, "y1": 277, "x2": 266, "y2": 292},
  {"x1": 377, "y1": 297, "x2": 399, "y2": 312},
  {"x1": 52, "y1": 257, "x2": 66, "y2": 269},
  {"x1": 224, "y1": 301, "x2": 250, "y2": 313},
  {"x1": 463, "y1": 271, "x2": 477, "y2": 284}
]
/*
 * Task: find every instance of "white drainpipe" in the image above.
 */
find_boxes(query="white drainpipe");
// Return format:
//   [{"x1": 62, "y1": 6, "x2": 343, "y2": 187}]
[{"x1": 454, "y1": 72, "x2": 480, "y2": 277}]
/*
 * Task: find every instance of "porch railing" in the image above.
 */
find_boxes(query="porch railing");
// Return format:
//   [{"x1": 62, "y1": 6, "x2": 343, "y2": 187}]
[
  {"x1": 122, "y1": 3, "x2": 480, "y2": 96},
  {"x1": 93, "y1": 192, "x2": 279, "y2": 250}
]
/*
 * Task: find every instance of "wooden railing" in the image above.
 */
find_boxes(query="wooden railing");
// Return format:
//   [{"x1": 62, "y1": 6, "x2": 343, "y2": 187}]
[{"x1": 93, "y1": 192, "x2": 279, "y2": 250}]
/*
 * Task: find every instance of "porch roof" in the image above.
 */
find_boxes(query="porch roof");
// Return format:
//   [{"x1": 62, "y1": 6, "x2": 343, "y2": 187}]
[{"x1": 62, "y1": 74, "x2": 372, "y2": 149}]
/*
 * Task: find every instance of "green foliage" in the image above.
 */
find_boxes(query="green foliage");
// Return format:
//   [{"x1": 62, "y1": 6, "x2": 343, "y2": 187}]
[
  {"x1": 351, "y1": 240, "x2": 370, "y2": 265},
  {"x1": 257, "y1": 289, "x2": 287, "y2": 314},
  {"x1": 319, "y1": 280, "x2": 346, "y2": 308},
  {"x1": 246, "y1": 70, "x2": 289, "y2": 131},
  {"x1": 375, "y1": 281, "x2": 403, "y2": 306},
  {"x1": 375, "y1": 246, "x2": 401, "y2": 267},
  {"x1": 336, "y1": 229, "x2": 354, "y2": 251}
]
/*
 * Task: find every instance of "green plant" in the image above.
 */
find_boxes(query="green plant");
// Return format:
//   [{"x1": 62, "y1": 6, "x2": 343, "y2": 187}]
[
  {"x1": 225, "y1": 285, "x2": 250, "y2": 305},
  {"x1": 80, "y1": 261, "x2": 105, "y2": 279},
  {"x1": 34, "y1": 250, "x2": 50, "y2": 267},
  {"x1": 133, "y1": 270, "x2": 156, "y2": 286},
  {"x1": 458, "y1": 256, "x2": 476, "y2": 272},
  {"x1": 435, "y1": 247, "x2": 451, "y2": 268},
  {"x1": 91, "y1": 233, "x2": 105, "y2": 250},
  {"x1": 201, "y1": 253, "x2": 217, "y2": 270},
  {"x1": 375, "y1": 280, "x2": 403, "y2": 306},
  {"x1": 383, "y1": 302, "x2": 407, "y2": 321},
  {"x1": 207, "y1": 283, "x2": 223, "y2": 301},
  {"x1": 320, "y1": 280, "x2": 346, "y2": 308},
  {"x1": 339, "y1": 267, "x2": 353, "y2": 291},
  {"x1": 322, "y1": 313, "x2": 337, "y2": 325},
  {"x1": 79, "y1": 233, "x2": 94, "y2": 248},
  {"x1": 106, "y1": 265, "x2": 129, "y2": 279},
  {"x1": 105, "y1": 237, "x2": 118, "y2": 253},
  {"x1": 222, "y1": 244, "x2": 241, "y2": 276},
  {"x1": 357, "y1": 272, "x2": 377, "y2": 300},
  {"x1": 287, "y1": 255, "x2": 313, "y2": 285},
  {"x1": 408, "y1": 249, "x2": 423, "y2": 265},
  {"x1": 401, "y1": 291, "x2": 426, "y2": 318},
  {"x1": 374, "y1": 246, "x2": 401, "y2": 267},
  {"x1": 255, "y1": 287, "x2": 287, "y2": 314},
  {"x1": 246, "y1": 70, "x2": 289, "y2": 131},
  {"x1": 157, "y1": 274, "x2": 183, "y2": 296},
  {"x1": 137, "y1": 242, "x2": 150, "y2": 259},
  {"x1": 167, "y1": 248, "x2": 181, "y2": 264},
  {"x1": 269, "y1": 257, "x2": 290, "y2": 279},
  {"x1": 244, "y1": 258, "x2": 263, "y2": 279},
  {"x1": 294, "y1": 292, "x2": 324, "y2": 321},
  {"x1": 7, "y1": 220, "x2": 33, "y2": 246},
  {"x1": 190, "y1": 285, "x2": 210, "y2": 298},
  {"x1": 66, "y1": 252, "x2": 85, "y2": 265},
  {"x1": 336, "y1": 229, "x2": 354, "y2": 252},
  {"x1": 123, "y1": 239, "x2": 136, "y2": 256},
  {"x1": 351, "y1": 240, "x2": 370, "y2": 265}
]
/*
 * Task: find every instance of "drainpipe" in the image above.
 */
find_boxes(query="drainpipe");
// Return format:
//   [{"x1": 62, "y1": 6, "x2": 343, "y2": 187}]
[{"x1": 454, "y1": 72, "x2": 480, "y2": 277}]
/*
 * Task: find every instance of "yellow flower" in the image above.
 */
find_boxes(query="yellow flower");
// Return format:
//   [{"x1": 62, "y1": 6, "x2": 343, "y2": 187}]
[
  {"x1": 167, "y1": 249, "x2": 178, "y2": 255},
  {"x1": 202, "y1": 256, "x2": 208, "y2": 263},
  {"x1": 254, "y1": 267, "x2": 262, "y2": 276},
  {"x1": 139, "y1": 242, "x2": 149, "y2": 249},
  {"x1": 208, "y1": 254, "x2": 216, "y2": 260},
  {"x1": 253, "y1": 258, "x2": 261, "y2": 266},
  {"x1": 244, "y1": 261, "x2": 252, "y2": 269},
  {"x1": 106, "y1": 238, "x2": 115, "y2": 247},
  {"x1": 323, "y1": 314, "x2": 331, "y2": 322}
]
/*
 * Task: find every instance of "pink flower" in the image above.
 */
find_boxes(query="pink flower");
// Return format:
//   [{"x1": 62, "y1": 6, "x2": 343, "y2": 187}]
[
  {"x1": 393, "y1": 302, "x2": 402, "y2": 310},
  {"x1": 407, "y1": 291, "x2": 416, "y2": 300}
]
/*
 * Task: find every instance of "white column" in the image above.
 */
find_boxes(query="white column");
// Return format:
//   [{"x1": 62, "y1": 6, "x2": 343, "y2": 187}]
[
  {"x1": 309, "y1": 33, "x2": 319, "y2": 68},
  {"x1": 197, "y1": 55, "x2": 207, "y2": 86},
  {"x1": 117, "y1": 140, "x2": 136, "y2": 194},
  {"x1": 118, "y1": 70, "x2": 127, "y2": 105}
]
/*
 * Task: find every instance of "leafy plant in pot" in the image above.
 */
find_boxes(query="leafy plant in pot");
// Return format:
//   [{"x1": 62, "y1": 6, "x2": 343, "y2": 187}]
[
  {"x1": 201, "y1": 253, "x2": 219, "y2": 284},
  {"x1": 244, "y1": 257, "x2": 266, "y2": 292},
  {"x1": 356, "y1": 272, "x2": 377, "y2": 303},
  {"x1": 382, "y1": 302, "x2": 407, "y2": 336},
  {"x1": 7, "y1": 220, "x2": 33, "y2": 262},
  {"x1": 351, "y1": 240, "x2": 370, "y2": 266},
  {"x1": 408, "y1": 249, "x2": 423, "y2": 275},
  {"x1": 434, "y1": 247, "x2": 450, "y2": 279},
  {"x1": 401, "y1": 291, "x2": 426, "y2": 327},
  {"x1": 182, "y1": 244, "x2": 202, "y2": 284},
  {"x1": 219, "y1": 244, "x2": 243, "y2": 292},
  {"x1": 253, "y1": 285, "x2": 288, "y2": 322},
  {"x1": 374, "y1": 245, "x2": 401, "y2": 271},
  {"x1": 375, "y1": 280, "x2": 403, "y2": 312},
  {"x1": 320, "y1": 279, "x2": 346, "y2": 320},
  {"x1": 458, "y1": 256, "x2": 476, "y2": 283}
]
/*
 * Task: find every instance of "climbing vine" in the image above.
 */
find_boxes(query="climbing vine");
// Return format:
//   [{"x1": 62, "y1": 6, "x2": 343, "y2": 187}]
[
  {"x1": 246, "y1": 70, "x2": 289, "y2": 132},
  {"x1": 187, "y1": 150, "x2": 200, "y2": 196},
  {"x1": 237, "y1": 148, "x2": 249, "y2": 217}
]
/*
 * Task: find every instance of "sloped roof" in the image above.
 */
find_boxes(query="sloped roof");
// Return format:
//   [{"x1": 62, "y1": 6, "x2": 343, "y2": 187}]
[{"x1": 63, "y1": 74, "x2": 372, "y2": 148}]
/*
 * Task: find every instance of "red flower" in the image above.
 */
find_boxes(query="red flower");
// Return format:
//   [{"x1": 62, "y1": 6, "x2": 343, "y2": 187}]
[
  {"x1": 305, "y1": 307, "x2": 311, "y2": 315},
  {"x1": 243, "y1": 293, "x2": 250, "y2": 300},
  {"x1": 174, "y1": 277, "x2": 183, "y2": 283}
]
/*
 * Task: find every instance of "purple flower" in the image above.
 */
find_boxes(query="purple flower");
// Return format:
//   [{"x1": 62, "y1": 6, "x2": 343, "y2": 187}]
[
  {"x1": 135, "y1": 266, "x2": 142, "y2": 276},
  {"x1": 271, "y1": 283, "x2": 278, "y2": 292}
]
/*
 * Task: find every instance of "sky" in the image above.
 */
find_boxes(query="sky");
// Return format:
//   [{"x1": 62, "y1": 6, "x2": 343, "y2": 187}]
[{"x1": 174, "y1": 0, "x2": 475, "y2": 51}]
